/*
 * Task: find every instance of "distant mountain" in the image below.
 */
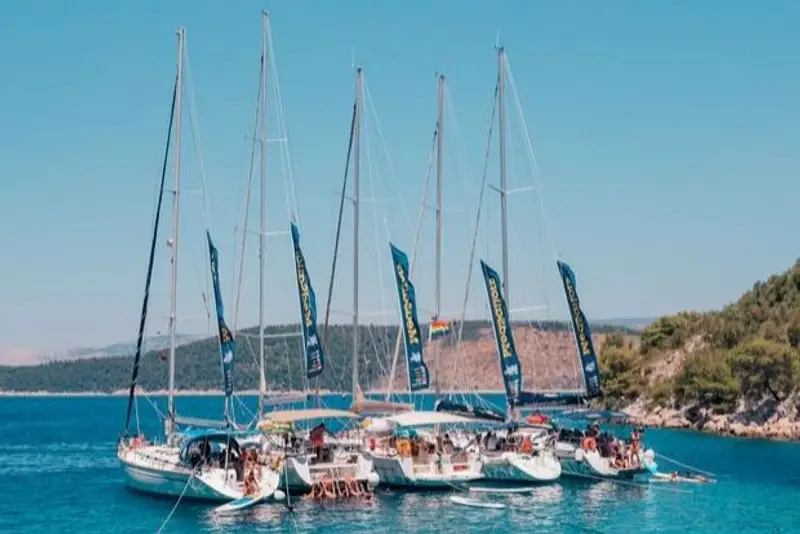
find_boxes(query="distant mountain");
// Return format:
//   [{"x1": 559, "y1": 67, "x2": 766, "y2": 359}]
[
  {"x1": 593, "y1": 317, "x2": 657, "y2": 331},
  {"x1": 35, "y1": 334, "x2": 203, "y2": 365}
]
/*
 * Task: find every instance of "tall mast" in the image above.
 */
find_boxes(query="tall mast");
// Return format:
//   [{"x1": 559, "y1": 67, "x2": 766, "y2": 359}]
[
  {"x1": 166, "y1": 28, "x2": 185, "y2": 435},
  {"x1": 498, "y1": 47, "x2": 509, "y2": 306},
  {"x1": 257, "y1": 11, "x2": 269, "y2": 416},
  {"x1": 352, "y1": 67, "x2": 362, "y2": 400},
  {"x1": 498, "y1": 47, "x2": 512, "y2": 419},
  {"x1": 434, "y1": 74, "x2": 444, "y2": 397}
]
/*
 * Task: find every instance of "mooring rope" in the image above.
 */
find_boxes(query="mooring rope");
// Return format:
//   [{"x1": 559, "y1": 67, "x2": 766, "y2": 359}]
[
  {"x1": 156, "y1": 469, "x2": 197, "y2": 533},
  {"x1": 561, "y1": 468, "x2": 692, "y2": 494},
  {"x1": 654, "y1": 452, "x2": 717, "y2": 478}
]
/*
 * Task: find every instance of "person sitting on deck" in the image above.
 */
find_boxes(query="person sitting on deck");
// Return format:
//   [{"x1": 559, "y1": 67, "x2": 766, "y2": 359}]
[
  {"x1": 613, "y1": 441, "x2": 628, "y2": 469},
  {"x1": 598, "y1": 433, "x2": 614, "y2": 458},
  {"x1": 486, "y1": 432, "x2": 499, "y2": 451},
  {"x1": 519, "y1": 435, "x2": 534, "y2": 454},
  {"x1": 586, "y1": 423, "x2": 600, "y2": 439},
  {"x1": 442, "y1": 433, "x2": 454, "y2": 454}
]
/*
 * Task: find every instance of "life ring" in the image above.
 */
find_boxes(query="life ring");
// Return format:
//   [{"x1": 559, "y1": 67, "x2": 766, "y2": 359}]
[
  {"x1": 519, "y1": 438, "x2": 533, "y2": 454},
  {"x1": 582, "y1": 437, "x2": 597, "y2": 452}
]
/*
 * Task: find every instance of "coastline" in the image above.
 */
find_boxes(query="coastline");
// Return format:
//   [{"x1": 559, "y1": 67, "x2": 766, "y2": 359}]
[
  {"x1": 0, "y1": 388, "x2": 509, "y2": 398},
  {"x1": 625, "y1": 403, "x2": 800, "y2": 442},
  {"x1": 5, "y1": 389, "x2": 797, "y2": 441}
]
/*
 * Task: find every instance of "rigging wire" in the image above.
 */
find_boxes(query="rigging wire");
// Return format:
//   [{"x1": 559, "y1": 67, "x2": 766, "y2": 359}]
[
  {"x1": 385, "y1": 128, "x2": 437, "y2": 399},
  {"x1": 505, "y1": 54, "x2": 586, "y2": 389},
  {"x1": 321, "y1": 101, "x2": 357, "y2": 389},
  {"x1": 361, "y1": 81, "x2": 394, "y2": 383},
  {"x1": 123, "y1": 74, "x2": 178, "y2": 436},
  {"x1": 452, "y1": 74, "x2": 500, "y2": 390},
  {"x1": 181, "y1": 40, "x2": 214, "y2": 336},
  {"x1": 231, "y1": 47, "x2": 264, "y2": 337},
  {"x1": 265, "y1": 16, "x2": 301, "y2": 223}
]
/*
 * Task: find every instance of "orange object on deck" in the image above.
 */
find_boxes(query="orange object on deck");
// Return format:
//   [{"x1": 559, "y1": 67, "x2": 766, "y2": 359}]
[{"x1": 526, "y1": 414, "x2": 549, "y2": 425}]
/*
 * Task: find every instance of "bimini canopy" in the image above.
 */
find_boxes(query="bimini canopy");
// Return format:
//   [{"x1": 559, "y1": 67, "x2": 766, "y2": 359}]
[
  {"x1": 350, "y1": 386, "x2": 413, "y2": 415},
  {"x1": 257, "y1": 408, "x2": 357, "y2": 428},
  {"x1": 179, "y1": 428, "x2": 259, "y2": 442},
  {"x1": 385, "y1": 411, "x2": 478, "y2": 428}
]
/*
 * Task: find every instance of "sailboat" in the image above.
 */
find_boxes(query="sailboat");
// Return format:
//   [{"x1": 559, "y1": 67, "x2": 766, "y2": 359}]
[
  {"x1": 413, "y1": 47, "x2": 560, "y2": 484},
  {"x1": 257, "y1": 222, "x2": 378, "y2": 493},
  {"x1": 551, "y1": 261, "x2": 657, "y2": 480},
  {"x1": 235, "y1": 17, "x2": 378, "y2": 494},
  {"x1": 365, "y1": 76, "x2": 491, "y2": 489},
  {"x1": 365, "y1": 243, "x2": 486, "y2": 488},
  {"x1": 473, "y1": 259, "x2": 562, "y2": 483},
  {"x1": 116, "y1": 28, "x2": 281, "y2": 503},
  {"x1": 466, "y1": 47, "x2": 653, "y2": 482}
]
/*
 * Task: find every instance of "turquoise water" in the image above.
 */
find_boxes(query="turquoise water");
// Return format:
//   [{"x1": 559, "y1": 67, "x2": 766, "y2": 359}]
[{"x1": 1, "y1": 395, "x2": 799, "y2": 533}]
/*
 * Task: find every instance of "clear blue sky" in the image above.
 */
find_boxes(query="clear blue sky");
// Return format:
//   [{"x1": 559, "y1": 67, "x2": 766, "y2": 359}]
[{"x1": 0, "y1": 0, "x2": 798, "y2": 355}]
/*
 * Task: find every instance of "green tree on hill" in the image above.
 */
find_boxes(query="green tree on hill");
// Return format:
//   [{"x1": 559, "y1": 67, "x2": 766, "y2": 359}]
[
  {"x1": 729, "y1": 338, "x2": 800, "y2": 402},
  {"x1": 596, "y1": 259, "x2": 800, "y2": 415},
  {"x1": 674, "y1": 348, "x2": 739, "y2": 413}
]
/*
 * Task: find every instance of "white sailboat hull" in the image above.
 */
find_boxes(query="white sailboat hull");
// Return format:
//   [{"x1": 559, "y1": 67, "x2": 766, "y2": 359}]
[
  {"x1": 556, "y1": 442, "x2": 653, "y2": 480},
  {"x1": 481, "y1": 451, "x2": 562, "y2": 483},
  {"x1": 118, "y1": 444, "x2": 280, "y2": 502},
  {"x1": 281, "y1": 453, "x2": 379, "y2": 493},
  {"x1": 369, "y1": 453, "x2": 483, "y2": 489}
]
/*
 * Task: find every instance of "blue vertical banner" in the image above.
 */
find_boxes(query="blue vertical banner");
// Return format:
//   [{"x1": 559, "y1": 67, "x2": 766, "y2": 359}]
[
  {"x1": 290, "y1": 223, "x2": 325, "y2": 379},
  {"x1": 557, "y1": 260, "x2": 601, "y2": 398},
  {"x1": 389, "y1": 243, "x2": 430, "y2": 391},
  {"x1": 480, "y1": 260, "x2": 522, "y2": 404},
  {"x1": 206, "y1": 231, "x2": 235, "y2": 400}
]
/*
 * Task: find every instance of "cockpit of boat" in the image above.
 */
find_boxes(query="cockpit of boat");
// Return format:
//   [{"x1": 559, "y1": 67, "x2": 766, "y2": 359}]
[{"x1": 177, "y1": 429, "x2": 257, "y2": 475}]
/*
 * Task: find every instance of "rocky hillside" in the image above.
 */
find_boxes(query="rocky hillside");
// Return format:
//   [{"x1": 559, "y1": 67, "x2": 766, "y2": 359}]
[
  {"x1": 0, "y1": 320, "x2": 634, "y2": 394},
  {"x1": 600, "y1": 259, "x2": 800, "y2": 439},
  {"x1": 385, "y1": 326, "x2": 616, "y2": 393}
]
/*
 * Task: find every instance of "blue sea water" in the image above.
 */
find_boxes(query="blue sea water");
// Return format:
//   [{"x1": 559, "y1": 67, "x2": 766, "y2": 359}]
[{"x1": 1, "y1": 394, "x2": 799, "y2": 533}]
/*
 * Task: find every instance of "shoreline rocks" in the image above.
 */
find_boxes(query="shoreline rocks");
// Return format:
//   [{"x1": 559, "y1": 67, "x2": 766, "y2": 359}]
[{"x1": 625, "y1": 400, "x2": 800, "y2": 441}]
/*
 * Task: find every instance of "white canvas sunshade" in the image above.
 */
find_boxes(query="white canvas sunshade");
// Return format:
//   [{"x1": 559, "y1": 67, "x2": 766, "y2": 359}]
[
  {"x1": 259, "y1": 408, "x2": 358, "y2": 425},
  {"x1": 384, "y1": 411, "x2": 477, "y2": 428}
]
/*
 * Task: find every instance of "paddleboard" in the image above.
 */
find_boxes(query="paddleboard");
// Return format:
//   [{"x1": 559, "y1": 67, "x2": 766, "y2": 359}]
[
  {"x1": 651, "y1": 474, "x2": 715, "y2": 484},
  {"x1": 214, "y1": 493, "x2": 264, "y2": 513},
  {"x1": 469, "y1": 486, "x2": 535, "y2": 494},
  {"x1": 449, "y1": 495, "x2": 506, "y2": 510}
]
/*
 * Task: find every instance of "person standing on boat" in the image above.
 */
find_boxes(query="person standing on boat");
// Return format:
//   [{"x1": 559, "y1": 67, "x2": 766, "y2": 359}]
[
  {"x1": 310, "y1": 423, "x2": 327, "y2": 461},
  {"x1": 629, "y1": 428, "x2": 642, "y2": 466}
]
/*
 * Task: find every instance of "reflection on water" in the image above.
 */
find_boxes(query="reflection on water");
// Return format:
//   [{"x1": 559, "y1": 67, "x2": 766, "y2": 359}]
[
  {"x1": 4, "y1": 396, "x2": 800, "y2": 534},
  {"x1": 202, "y1": 493, "x2": 384, "y2": 533}
]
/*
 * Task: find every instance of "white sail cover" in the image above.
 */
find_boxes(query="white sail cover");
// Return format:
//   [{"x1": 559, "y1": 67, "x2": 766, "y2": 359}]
[{"x1": 385, "y1": 411, "x2": 477, "y2": 427}]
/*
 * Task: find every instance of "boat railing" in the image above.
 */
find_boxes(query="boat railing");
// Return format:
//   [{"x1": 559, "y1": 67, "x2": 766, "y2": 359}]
[
  {"x1": 122, "y1": 448, "x2": 183, "y2": 473},
  {"x1": 309, "y1": 464, "x2": 359, "y2": 481}
]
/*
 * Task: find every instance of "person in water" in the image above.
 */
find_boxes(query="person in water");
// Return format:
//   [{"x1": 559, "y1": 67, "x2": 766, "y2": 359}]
[{"x1": 243, "y1": 470, "x2": 259, "y2": 496}]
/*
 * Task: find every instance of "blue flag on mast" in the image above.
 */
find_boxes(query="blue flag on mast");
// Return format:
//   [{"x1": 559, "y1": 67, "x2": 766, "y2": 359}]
[
  {"x1": 390, "y1": 243, "x2": 430, "y2": 391},
  {"x1": 206, "y1": 232, "x2": 235, "y2": 402},
  {"x1": 557, "y1": 260, "x2": 601, "y2": 398},
  {"x1": 480, "y1": 260, "x2": 522, "y2": 404},
  {"x1": 291, "y1": 223, "x2": 325, "y2": 379}
]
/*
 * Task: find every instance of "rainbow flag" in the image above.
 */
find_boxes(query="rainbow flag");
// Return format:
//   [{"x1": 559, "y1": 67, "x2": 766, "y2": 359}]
[{"x1": 429, "y1": 319, "x2": 452, "y2": 340}]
